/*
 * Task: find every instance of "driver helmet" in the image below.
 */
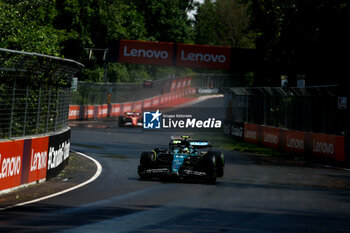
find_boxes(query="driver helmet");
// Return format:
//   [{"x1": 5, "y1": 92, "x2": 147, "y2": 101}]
[{"x1": 182, "y1": 147, "x2": 190, "y2": 154}]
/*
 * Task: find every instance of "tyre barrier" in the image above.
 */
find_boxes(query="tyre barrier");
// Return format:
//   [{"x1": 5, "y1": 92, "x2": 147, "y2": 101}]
[{"x1": 0, "y1": 128, "x2": 71, "y2": 194}]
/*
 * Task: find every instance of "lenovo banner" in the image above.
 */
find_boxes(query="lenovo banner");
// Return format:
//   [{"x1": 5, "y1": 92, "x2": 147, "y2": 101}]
[
  {"x1": 27, "y1": 137, "x2": 49, "y2": 183},
  {"x1": 119, "y1": 40, "x2": 174, "y2": 66},
  {"x1": 110, "y1": 40, "x2": 239, "y2": 70},
  {"x1": 176, "y1": 44, "x2": 231, "y2": 70},
  {"x1": 243, "y1": 123, "x2": 347, "y2": 163},
  {"x1": 0, "y1": 140, "x2": 23, "y2": 191}
]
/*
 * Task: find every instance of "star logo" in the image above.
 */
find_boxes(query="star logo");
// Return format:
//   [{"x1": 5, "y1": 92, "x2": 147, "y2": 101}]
[
  {"x1": 143, "y1": 109, "x2": 162, "y2": 129},
  {"x1": 151, "y1": 109, "x2": 162, "y2": 122}
]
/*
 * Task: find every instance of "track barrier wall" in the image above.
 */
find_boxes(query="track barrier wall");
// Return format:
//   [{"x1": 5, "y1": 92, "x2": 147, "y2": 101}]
[
  {"x1": 0, "y1": 128, "x2": 71, "y2": 194},
  {"x1": 68, "y1": 77, "x2": 197, "y2": 120},
  {"x1": 243, "y1": 123, "x2": 347, "y2": 163}
]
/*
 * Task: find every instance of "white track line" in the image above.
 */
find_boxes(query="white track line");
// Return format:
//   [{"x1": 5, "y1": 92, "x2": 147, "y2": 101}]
[{"x1": 0, "y1": 150, "x2": 102, "y2": 211}]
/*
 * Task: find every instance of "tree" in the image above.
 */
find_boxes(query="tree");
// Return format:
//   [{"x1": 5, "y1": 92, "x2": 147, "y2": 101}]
[
  {"x1": 0, "y1": 1, "x2": 64, "y2": 56},
  {"x1": 251, "y1": 0, "x2": 350, "y2": 86},
  {"x1": 194, "y1": 0, "x2": 255, "y2": 48},
  {"x1": 130, "y1": 0, "x2": 195, "y2": 43}
]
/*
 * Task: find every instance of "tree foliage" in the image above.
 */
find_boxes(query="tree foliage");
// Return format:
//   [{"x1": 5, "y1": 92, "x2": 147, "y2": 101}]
[
  {"x1": 1, "y1": 0, "x2": 348, "y2": 86},
  {"x1": 250, "y1": 0, "x2": 350, "y2": 86},
  {"x1": 194, "y1": 0, "x2": 255, "y2": 48}
]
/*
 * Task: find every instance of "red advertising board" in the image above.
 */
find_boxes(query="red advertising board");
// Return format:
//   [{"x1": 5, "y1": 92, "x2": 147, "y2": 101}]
[
  {"x1": 143, "y1": 99, "x2": 152, "y2": 110},
  {"x1": 84, "y1": 105, "x2": 95, "y2": 119},
  {"x1": 28, "y1": 137, "x2": 49, "y2": 183},
  {"x1": 176, "y1": 44, "x2": 231, "y2": 70},
  {"x1": 282, "y1": 130, "x2": 305, "y2": 154},
  {"x1": 134, "y1": 101, "x2": 143, "y2": 112},
  {"x1": 119, "y1": 40, "x2": 174, "y2": 66},
  {"x1": 0, "y1": 140, "x2": 24, "y2": 191},
  {"x1": 262, "y1": 126, "x2": 280, "y2": 150},
  {"x1": 170, "y1": 79, "x2": 177, "y2": 92},
  {"x1": 98, "y1": 105, "x2": 108, "y2": 118},
  {"x1": 152, "y1": 97, "x2": 160, "y2": 107},
  {"x1": 244, "y1": 123, "x2": 260, "y2": 144},
  {"x1": 123, "y1": 102, "x2": 132, "y2": 113},
  {"x1": 187, "y1": 77, "x2": 192, "y2": 88},
  {"x1": 68, "y1": 105, "x2": 80, "y2": 120},
  {"x1": 110, "y1": 104, "x2": 121, "y2": 116},
  {"x1": 176, "y1": 79, "x2": 183, "y2": 90},
  {"x1": 312, "y1": 133, "x2": 345, "y2": 162}
]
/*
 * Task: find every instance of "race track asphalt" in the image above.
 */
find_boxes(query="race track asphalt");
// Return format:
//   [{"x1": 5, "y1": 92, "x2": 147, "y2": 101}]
[{"x1": 1, "y1": 96, "x2": 350, "y2": 233}]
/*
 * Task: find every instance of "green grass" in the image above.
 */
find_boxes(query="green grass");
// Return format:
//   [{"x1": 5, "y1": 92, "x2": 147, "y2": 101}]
[{"x1": 192, "y1": 132, "x2": 290, "y2": 158}]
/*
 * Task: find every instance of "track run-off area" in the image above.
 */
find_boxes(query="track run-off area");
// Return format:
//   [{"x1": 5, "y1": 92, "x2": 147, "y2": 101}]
[{"x1": 1, "y1": 96, "x2": 350, "y2": 233}]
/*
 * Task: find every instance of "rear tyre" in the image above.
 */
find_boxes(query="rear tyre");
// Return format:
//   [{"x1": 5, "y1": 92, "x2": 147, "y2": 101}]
[{"x1": 213, "y1": 151, "x2": 224, "y2": 177}]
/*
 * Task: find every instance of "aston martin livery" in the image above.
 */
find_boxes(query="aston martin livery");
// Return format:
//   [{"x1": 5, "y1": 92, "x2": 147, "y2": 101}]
[{"x1": 138, "y1": 136, "x2": 224, "y2": 184}]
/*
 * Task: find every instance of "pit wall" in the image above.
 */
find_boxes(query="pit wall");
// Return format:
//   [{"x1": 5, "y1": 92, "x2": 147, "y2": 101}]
[
  {"x1": 243, "y1": 123, "x2": 347, "y2": 163},
  {"x1": 68, "y1": 80, "x2": 196, "y2": 120},
  {"x1": 0, "y1": 128, "x2": 71, "y2": 194}
]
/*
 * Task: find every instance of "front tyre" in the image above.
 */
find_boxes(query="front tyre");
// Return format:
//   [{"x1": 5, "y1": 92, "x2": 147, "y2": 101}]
[
  {"x1": 118, "y1": 116, "x2": 125, "y2": 127},
  {"x1": 140, "y1": 151, "x2": 156, "y2": 167},
  {"x1": 203, "y1": 152, "x2": 217, "y2": 184},
  {"x1": 138, "y1": 151, "x2": 157, "y2": 180}
]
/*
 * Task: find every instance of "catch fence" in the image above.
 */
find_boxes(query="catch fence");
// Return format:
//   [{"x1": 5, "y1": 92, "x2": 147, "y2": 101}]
[
  {"x1": 224, "y1": 86, "x2": 349, "y2": 136},
  {"x1": 70, "y1": 73, "x2": 234, "y2": 106},
  {"x1": 0, "y1": 48, "x2": 83, "y2": 139}
]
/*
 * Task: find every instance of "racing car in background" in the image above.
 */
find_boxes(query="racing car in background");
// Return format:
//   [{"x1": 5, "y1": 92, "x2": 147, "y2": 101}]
[
  {"x1": 138, "y1": 136, "x2": 224, "y2": 184},
  {"x1": 118, "y1": 111, "x2": 143, "y2": 127}
]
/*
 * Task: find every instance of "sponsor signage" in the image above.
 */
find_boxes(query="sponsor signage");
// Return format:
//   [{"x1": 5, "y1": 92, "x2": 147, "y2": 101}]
[
  {"x1": 119, "y1": 40, "x2": 174, "y2": 66},
  {"x1": 98, "y1": 105, "x2": 108, "y2": 118},
  {"x1": 282, "y1": 130, "x2": 305, "y2": 153},
  {"x1": 0, "y1": 140, "x2": 23, "y2": 191},
  {"x1": 123, "y1": 102, "x2": 132, "y2": 113},
  {"x1": 242, "y1": 123, "x2": 346, "y2": 163},
  {"x1": 143, "y1": 109, "x2": 222, "y2": 130},
  {"x1": 198, "y1": 88, "x2": 219, "y2": 94},
  {"x1": 68, "y1": 105, "x2": 80, "y2": 120},
  {"x1": 230, "y1": 121, "x2": 244, "y2": 138},
  {"x1": 111, "y1": 104, "x2": 121, "y2": 116},
  {"x1": 311, "y1": 133, "x2": 345, "y2": 162},
  {"x1": 262, "y1": 126, "x2": 280, "y2": 150},
  {"x1": 0, "y1": 129, "x2": 71, "y2": 193},
  {"x1": 176, "y1": 44, "x2": 231, "y2": 70},
  {"x1": 28, "y1": 137, "x2": 49, "y2": 183},
  {"x1": 110, "y1": 40, "x2": 242, "y2": 70},
  {"x1": 244, "y1": 123, "x2": 259, "y2": 144},
  {"x1": 84, "y1": 105, "x2": 95, "y2": 119},
  {"x1": 47, "y1": 129, "x2": 71, "y2": 179}
]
